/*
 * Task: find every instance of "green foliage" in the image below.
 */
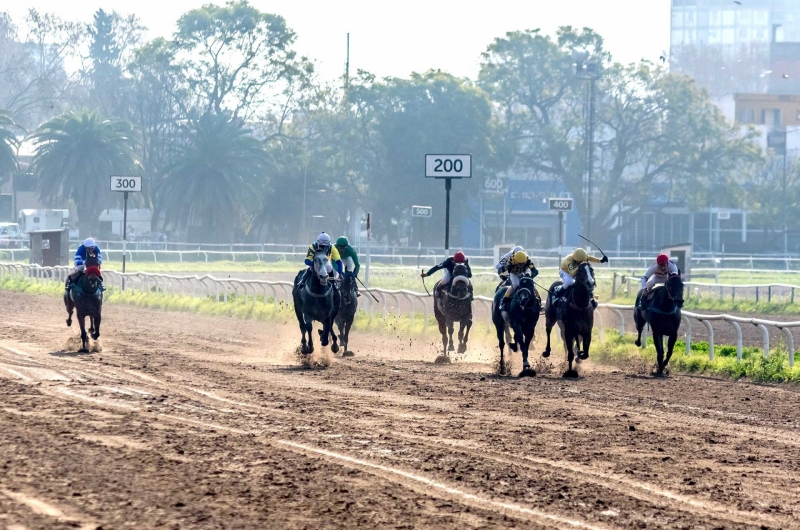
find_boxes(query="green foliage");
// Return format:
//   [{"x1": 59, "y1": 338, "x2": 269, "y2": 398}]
[
  {"x1": 160, "y1": 112, "x2": 269, "y2": 241},
  {"x1": 0, "y1": 109, "x2": 18, "y2": 184},
  {"x1": 31, "y1": 110, "x2": 138, "y2": 234},
  {"x1": 600, "y1": 329, "x2": 800, "y2": 383}
]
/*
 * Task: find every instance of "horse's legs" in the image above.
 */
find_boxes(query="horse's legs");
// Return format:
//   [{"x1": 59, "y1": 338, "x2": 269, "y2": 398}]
[
  {"x1": 64, "y1": 295, "x2": 74, "y2": 327},
  {"x1": 580, "y1": 331, "x2": 591, "y2": 360},
  {"x1": 542, "y1": 318, "x2": 553, "y2": 358},
  {"x1": 634, "y1": 309, "x2": 644, "y2": 347},
  {"x1": 294, "y1": 299, "x2": 309, "y2": 353},
  {"x1": 664, "y1": 332, "x2": 678, "y2": 371},
  {"x1": 303, "y1": 310, "x2": 315, "y2": 353},
  {"x1": 654, "y1": 332, "x2": 666, "y2": 374},
  {"x1": 447, "y1": 320, "x2": 455, "y2": 352},
  {"x1": 343, "y1": 317, "x2": 353, "y2": 352},
  {"x1": 91, "y1": 312, "x2": 101, "y2": 340},
  {"x1": 563, "y1": 328, "x2": 577, "y2": 376},
  {"x1": 512, "y1": 323, "x2": 529, "y2": 368},
  {"x1": 76, "y1": 312, "x2": 89, "y2": 353},
  {"x1": 328, "y1": 317, "x2": 339, "y2": 353}
]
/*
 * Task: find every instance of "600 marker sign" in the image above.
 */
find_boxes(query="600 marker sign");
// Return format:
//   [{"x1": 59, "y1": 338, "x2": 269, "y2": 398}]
[
  {"x1": 110, "y1": 175, "x2": 142, "y2": 192},
  {"x1": 425, "y1": 154, "x2": 471, "y2": 178}
]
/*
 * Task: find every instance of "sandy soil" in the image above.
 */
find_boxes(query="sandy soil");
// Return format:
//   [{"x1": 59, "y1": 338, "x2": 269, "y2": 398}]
[{"x1": 1, "y1": 290, "x2": 799, "y2": 529}]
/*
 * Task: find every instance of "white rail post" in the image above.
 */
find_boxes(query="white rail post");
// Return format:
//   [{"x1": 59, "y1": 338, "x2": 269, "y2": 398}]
[
  {"x1": 756, "y1": 324, "x2": 769, "y2": 357},
  {"x1": 700, "y1": 320, "x2": 714, "y2": 360},
  {"x1": 728, "y1": 320, "x2": 743, "y2": 361},
  {"x1": 779, "y1": 327, "x2": 795, "y2": 367}
]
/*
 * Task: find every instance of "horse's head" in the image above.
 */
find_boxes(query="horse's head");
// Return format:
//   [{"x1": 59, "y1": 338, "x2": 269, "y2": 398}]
[
  {"x1": 575, "y1": 262, "x2": 596, "y2": 294},
  {"x1": 666, "y1": 273, "x2": 684, "y2": 308},
  {"x1": 450, "y1": 263, "x2": 471, "y2": 296},
  {"x1": 341, "y1": 272, "x2": 356, "y2": 302},
  {"x1": 313, "y1": 252, "x2": 329, "y2": 284},
  {"x1": 83, "y1": 265, "x2": 102, "y2": 294},
  {"x1": 515, "y1": 276, "x2": 538, "y2": 311}
]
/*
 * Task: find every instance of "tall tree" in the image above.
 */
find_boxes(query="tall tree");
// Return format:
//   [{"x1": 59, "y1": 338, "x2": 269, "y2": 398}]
[
  {"x1": 160, "y1": 112, "x2": 268, "y2": 241},
  {"x1": 31, "y1": 110, "x2": 138, "y2": 235},
  {"x1": 479, "y1": 27, "x2": 762, "y2": 242},
  {"x1": 173, "y1": 0, "x2": 309, "y2": 120},
  {"x1": 0, "y1": 110, "x2": 19, "y2": 187}
]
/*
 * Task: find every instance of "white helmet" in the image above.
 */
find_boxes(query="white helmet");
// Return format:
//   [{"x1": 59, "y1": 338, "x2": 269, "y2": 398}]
[
  {"x1": 512, "y1": 245, "x2": 523, "y2": 253},
  {"x1": 316, "y1": 232, "x2": 331, "y2": 246},
  {"x1": 83, "y1": 238, "x2": 96, "y2": 248}
]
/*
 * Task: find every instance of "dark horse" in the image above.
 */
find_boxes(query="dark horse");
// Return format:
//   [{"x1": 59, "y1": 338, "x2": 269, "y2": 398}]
[
  {"x1": 293, "y1": 252, "x2": 340, "y2": 356},
  {"x1": 64, "y1": 255, "x2": 103, "y2": 353},
  {"x1": 634, "y1": 274, "x2": 685, "y2": 376},
  {"x1": 335, "y1": 272, "x2": 358, "y2": 357},
  {"x1": 433, "y1": 263, "x2": 473, "y2": 357},
  {"x1": 542, "y1": 262, "x2": 596, "y2": 378},
  {"x1": 492, "y1": 275, "x2": 541, "y2": 376}
]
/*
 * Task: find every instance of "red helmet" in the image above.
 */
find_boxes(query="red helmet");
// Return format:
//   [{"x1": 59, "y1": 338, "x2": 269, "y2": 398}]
[
  {"x1": 453, "y1": 251, "x2": 466, "y2": 263},
  {"x1": 656, "y1": 254, "x2": 669, "y2": 266}
]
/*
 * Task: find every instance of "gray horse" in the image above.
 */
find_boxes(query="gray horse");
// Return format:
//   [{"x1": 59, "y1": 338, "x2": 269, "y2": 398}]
[{"x1": 293, "y1": 252, "x2": 340, "y2": 355}]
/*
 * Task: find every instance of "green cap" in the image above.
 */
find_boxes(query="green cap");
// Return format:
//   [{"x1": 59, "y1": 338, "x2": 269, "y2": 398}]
[{"x1": 336, "y1": 236, "x2": 349, "y2": 246}]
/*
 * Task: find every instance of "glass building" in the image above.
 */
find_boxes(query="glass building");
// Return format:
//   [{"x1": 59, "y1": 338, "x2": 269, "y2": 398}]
[{"x1": 670, "y1": 0, "x2": 800, "y2": 49}]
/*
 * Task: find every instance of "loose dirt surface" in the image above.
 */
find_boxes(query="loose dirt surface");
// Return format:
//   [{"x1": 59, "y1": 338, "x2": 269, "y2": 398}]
[{"x1": 1, "y1": 291, "x2": 800, "y2": 529}]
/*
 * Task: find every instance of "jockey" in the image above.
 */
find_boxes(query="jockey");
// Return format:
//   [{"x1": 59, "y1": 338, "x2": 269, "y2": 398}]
[
  {"x1": 554, "y1": 247, "x2": 606, "y2": 308},
  {"x1": 298, "y1": 232, "x2": 343, "y2": 289},
  {"x1": 639, "y1": 254, "x2": 680, "y2": 304},
  {"x1": 421, "y1": 251, "x2": 472, "y2": 297},
  {"x1": 498, "y1": 250, "x2": 538, "y2": 313},
  {"x1": 65, "y1": 238, "x2": 102, "y2": 292},
  {"x1": 495, "y1": 245, "x2": 524, "y2": 281},
  {"x1": 335, "y1": 236, "x2": 360, "y2": 297}
]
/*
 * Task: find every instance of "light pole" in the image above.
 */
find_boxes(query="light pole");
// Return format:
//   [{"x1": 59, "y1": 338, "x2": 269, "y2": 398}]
[{"x1": 576, "y1": 58, "x2": 600, "y2": 241}]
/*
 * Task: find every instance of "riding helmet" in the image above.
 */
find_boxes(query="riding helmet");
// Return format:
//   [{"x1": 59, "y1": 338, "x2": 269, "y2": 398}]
[
  {"x1": 336, "y1": 236, "x2": 349, "y2": 247},
  {"x1": 656, "y1": 253, "x2": 669, "y2": 265},
  {"x1": 453, "y1": 251, "x2": 466, "y2": 263},
  {"x1": 512, "y1": 251, "x2": 528, "y2": 265},
  {"x1": 316, "y1": 232, "x2": 331, "y2": 246},
  {"x1": 83, "y1": 238, "x2": 96, "y2": 248},
  {"x1": 573, "y1": 248, "x2": 588, "y2": 262}
]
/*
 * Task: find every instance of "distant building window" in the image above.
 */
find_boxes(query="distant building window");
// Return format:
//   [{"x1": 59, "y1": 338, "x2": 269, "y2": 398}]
[
  {"x1": 773, "y1": 109, "x2": 782, "y2": 127},
  {"x1": 722, "y1": 10, "x2": 735, "y2": 25},
  {"x1": 722, "y1": 28, "x2": 735, "y2": 43},
  {"x1": 740, "y1": 108, "x2": 756, "y2": 123}
]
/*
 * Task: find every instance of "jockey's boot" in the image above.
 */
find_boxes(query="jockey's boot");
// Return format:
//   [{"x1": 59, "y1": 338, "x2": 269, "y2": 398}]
[{"x1": 297, "y1": 268, "x2": 311, "y2": 291}]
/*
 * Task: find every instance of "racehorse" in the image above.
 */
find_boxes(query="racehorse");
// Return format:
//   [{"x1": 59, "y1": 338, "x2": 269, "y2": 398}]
[
  {"x1": 64, "y1": 254, "x2": 103, "y2": 353},
  {"x1": 492, "y1": 275, "x2": 541, "y2": 376},
  {"x1": 335, "y1": 271, "x2": 358, "y2": 357},
  {"x1": 433, "y1": 263, "x2": 473, "y2": 356},
  {"x1": 542, "y1": 262, "x2": 596, "y2": 378},
  {"x1": 293, "y1": 252, "x2": 340, "y2": 356},
  {"x1": 634, "y1": 273, "x2": 684, "y2": 376}
]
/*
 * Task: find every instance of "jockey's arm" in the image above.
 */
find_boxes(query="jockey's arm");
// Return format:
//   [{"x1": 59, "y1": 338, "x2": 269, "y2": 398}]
[
  {"x1": 423, "y1": 260, "x2": 447, "y2": 277},
  {"x1": 349, "y1": 248, "x2": 360, "y2": 276},
  {"x1": 330, "y1": 247, "x2": 343, "y2": 274},
  {"x1": 304, "y1": 245, "x2": 315, "y2": 266},
  {"x1": 669, "y1": 261, "x2": 680, "y2": 275},
  {"x1": 528, "y1": 261, "x2": 539, "y2": 278},
  {"x1": 641, "y1": 263, "x2": 658, "y2": 289},
  {"x1": 95, "y1": 248, "x2": 102, "y2": 266},
  {"x1": 74, "y1": 246, "x2": 85, "y2": 267},
  {"x1": 587, "y1": 255, "x2": 604, "y2": 264}
]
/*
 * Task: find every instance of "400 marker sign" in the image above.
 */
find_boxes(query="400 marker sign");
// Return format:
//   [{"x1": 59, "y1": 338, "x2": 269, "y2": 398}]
[{"x1": 110, "y1": 175, "x2": 142, "y2": 192}]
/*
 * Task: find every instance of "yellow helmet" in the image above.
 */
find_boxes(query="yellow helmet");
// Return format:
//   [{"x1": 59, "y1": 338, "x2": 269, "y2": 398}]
[
  {"x1": 573, "y1": 248, "x2": 588, "y2": 262},
  {"x1": 512, "y1": 251, "x2": 528, "y2": 265}
]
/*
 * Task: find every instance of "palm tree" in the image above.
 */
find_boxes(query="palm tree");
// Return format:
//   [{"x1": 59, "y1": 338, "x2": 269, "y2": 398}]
[
  {"x1": 31, "y1": 110, "x2": 138, "y2": 235},
  {"x1": 0, "y1": 110, "x2": 19, "y2": 187},
  {"x1": 160, "y1": 112, "x2": 268, "y2": 242}
]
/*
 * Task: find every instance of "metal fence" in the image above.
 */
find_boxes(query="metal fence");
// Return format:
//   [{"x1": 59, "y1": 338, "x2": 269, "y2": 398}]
[{"x1": 4, "y1": 263, "x2": 798, "y2": 367}]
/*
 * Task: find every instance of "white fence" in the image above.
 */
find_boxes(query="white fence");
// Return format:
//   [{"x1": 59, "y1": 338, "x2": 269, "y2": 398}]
[{"x1": 2, "y1": 263, "x2": 798, "y2": 367}]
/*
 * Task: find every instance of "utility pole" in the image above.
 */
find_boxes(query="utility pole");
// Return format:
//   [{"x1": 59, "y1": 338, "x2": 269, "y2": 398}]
[
  {"x1": 345, "y1": 33, "x2": 350, "y2": 91},
  {"x1": 576, "y1": 58, "x2": 600, "y2": 241}
]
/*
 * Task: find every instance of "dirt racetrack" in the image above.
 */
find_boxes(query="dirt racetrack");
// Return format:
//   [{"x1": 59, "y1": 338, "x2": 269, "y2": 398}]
[{"x1": 1, "y1": 291, "x2": 800, "y2": 529}]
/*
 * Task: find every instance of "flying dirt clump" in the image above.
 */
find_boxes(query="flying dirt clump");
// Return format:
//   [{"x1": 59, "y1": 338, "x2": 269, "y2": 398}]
[{"x1": 63, "y1": 335, "x2": 103, "y2": 353}]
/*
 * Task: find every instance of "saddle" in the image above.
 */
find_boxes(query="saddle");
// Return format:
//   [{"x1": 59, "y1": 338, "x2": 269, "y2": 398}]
[{"x1": 638, "y1": 286, "x2": 663, "y2": 310}]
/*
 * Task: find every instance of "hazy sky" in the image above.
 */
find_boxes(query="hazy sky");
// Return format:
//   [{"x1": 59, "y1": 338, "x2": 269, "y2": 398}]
[{"x1": 8, "y1": 0, "x2": 672, "y2": 82}]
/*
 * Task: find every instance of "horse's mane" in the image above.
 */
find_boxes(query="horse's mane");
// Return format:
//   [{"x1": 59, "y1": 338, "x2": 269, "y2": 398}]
[{"x1": 85, "y1": 265, "x2": 102, "y2": 277}]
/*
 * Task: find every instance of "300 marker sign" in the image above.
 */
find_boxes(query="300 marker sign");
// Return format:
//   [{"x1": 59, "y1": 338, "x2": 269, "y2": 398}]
[{"x1": 110, "y1": 175, "x2": 142, "y2": 192}]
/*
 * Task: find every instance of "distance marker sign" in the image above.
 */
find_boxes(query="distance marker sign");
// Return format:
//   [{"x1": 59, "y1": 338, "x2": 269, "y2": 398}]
[
  {"x1": 425, "y1": 154, "x2": 471, "y2": 178},
  {"x1": 110, "y1": 175, "x2": 142, "y2": 192}
]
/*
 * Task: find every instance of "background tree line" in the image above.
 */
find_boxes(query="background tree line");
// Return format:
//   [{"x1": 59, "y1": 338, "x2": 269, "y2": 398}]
[{"x1": 0, "y1": 1, "x2": 791, "y2": 246}]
